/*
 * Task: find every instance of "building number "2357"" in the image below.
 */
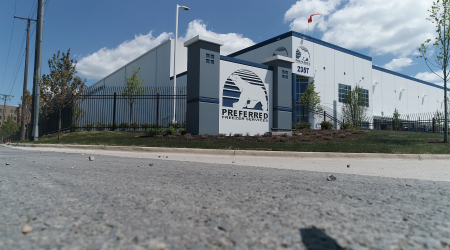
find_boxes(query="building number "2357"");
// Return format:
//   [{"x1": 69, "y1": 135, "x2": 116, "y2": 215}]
[{"x1": 297, "y1": 66, "x2": 309, "y2": 74}]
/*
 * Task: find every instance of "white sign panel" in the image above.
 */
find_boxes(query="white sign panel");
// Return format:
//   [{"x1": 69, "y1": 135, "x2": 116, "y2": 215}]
[
  {"x1": 219, "y1": 61, "x2": 273, "y2": 135},
  {"x1": 292, "y1": 37, "x2": 314, "y2": 78}
]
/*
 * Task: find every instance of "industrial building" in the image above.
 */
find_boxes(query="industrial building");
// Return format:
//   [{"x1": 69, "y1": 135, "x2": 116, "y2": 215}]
[{"x1": 88, "y1": 31, "x2": 447, "y2": 135}]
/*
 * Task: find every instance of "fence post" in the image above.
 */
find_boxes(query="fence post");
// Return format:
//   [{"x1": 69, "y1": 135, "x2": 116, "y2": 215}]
[
  {"x1": 323, "y1": 111, "x2": 326, "y2": 122},
  {"x1": 432, "y1": 118, "x2": 435, "y2": 133},
  {"x1": 112, "y1": 92, "x2": 117, "y2": 131},
  {"x1": 156, "y1": 93, "x2": 160, "y2": 128}
]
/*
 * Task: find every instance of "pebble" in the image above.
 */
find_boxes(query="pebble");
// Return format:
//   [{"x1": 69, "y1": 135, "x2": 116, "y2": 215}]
[
  {"x1": 5, "y1": 162, "x2": 9, "y2": 165},
  {"x1": 347, "y1": 164, "x2": 350, "y2": 168},
  {"x1": 327, "y1": 175, "x2": 337, "y2": 181},
  {"x1": 22, "y1": 225, "x2": 32, "y2": 234},
  {"x1": 89, "y1": 156, "x2": 95, "y2": 161},
  {"x1": 149, "y1": 163, "x2": 153, "y2": 166}
]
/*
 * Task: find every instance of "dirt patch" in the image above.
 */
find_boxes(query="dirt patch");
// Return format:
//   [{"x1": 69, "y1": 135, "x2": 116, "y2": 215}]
[
  {"x1": 426, "y1": 139, "x2": 450, "y2": 146},
  {"x1": 139, "y1": 129, "x2": 369, "y2": 143}
]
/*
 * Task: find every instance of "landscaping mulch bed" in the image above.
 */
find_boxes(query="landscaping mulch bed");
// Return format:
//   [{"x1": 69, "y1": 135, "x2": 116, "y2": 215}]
[{"x1": 140, "y1": 129, "x2": 368, "y2": 143}]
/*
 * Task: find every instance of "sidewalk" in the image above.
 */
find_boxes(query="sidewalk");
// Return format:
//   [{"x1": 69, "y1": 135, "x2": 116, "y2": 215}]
[{"x1": 7, "y1": 143, "x2": 450, "y2": 182}]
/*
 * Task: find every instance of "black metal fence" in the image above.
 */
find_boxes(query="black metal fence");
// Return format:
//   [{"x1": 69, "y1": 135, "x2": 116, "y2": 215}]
[
  {"x1": 294, "y1": 104, "x2": 450, "y2": 133},
  {"x1": 37, "y1": 86, "x2": 187, "y2": 135}
]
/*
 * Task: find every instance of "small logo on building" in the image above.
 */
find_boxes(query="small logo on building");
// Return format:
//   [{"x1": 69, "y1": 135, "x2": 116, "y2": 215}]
[
  {"x1": 273, "y1": 47, "x2": 289, "y2": 57},
  {"x1": 296, "y1": 45, "x2": 311, "y2": 66},
  {"x1": 222, "y1": 69, "x2": 268, "y2": 111}
]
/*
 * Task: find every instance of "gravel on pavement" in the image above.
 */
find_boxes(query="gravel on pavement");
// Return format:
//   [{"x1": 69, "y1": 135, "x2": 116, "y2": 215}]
[{"x1": 0, "y1": 146, "x2": 449, "y2": 250}]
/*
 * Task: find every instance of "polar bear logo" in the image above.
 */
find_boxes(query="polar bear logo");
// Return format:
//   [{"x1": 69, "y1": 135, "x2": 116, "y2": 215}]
[{"x1": 224, "y1": 70, "x2": 268, "y2": 111}]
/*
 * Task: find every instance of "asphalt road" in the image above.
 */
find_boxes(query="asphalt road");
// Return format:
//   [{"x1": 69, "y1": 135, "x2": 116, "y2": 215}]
[{"x1": 1, "y1": 146, "x2": 449, "y2": 250}]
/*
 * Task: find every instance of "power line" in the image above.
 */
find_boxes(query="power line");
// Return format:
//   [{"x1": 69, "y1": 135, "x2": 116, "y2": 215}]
[
  {"x1": 0, "y1": 0, "x2": 19, "y2": 93},
  {"x1": 8, "y1": 30, "x2": 28, "y2": 95}
]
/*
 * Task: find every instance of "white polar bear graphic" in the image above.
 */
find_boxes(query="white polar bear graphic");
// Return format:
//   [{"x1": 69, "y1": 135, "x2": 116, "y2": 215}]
[{"x1": 228, "y1": 74, "x2": 268, "y2": 111}]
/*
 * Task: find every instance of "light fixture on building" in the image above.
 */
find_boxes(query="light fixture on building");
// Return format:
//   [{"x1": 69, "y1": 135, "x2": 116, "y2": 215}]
[
  {"x1": 400, "y1": 88, "x2": 406, "y2": 92},
  {"x1": 373, "y1": 81, "x2": 379, "y2": 86}
]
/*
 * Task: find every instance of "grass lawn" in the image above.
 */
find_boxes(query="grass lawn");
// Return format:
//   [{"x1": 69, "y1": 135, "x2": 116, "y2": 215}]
[{"x1": 18, "y1": 130, "x2": 450, "y2": 154}]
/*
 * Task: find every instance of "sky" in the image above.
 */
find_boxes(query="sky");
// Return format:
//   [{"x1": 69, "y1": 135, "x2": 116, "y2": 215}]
[{"x1": 0, "y1": 0, "x2": 441, "y2": 106}]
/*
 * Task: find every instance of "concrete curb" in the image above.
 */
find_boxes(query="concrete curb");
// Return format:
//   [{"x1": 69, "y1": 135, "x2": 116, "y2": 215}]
[{"x1": 7, "y1": 143, "x2": 450, "y2": 161}]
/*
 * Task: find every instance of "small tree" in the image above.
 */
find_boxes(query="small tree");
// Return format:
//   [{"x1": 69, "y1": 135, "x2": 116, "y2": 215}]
[
  {"x1": 341, "y1": 84, "x2": 367, "y2": 128},
  {"x1": 418, "y1": 0, "x2": 450, "y2": 142},
  {"x1": 392, "y1": 108, "x2": 402, "y2": 130},
  {"x1": 0, "y1": 115, "x2": 20, "y2": 142},
  {"x1": 123, "y1": 67, "x2": 145, "y2": 124},
  {"x1": 299, "y1": 80, "x2": 321, "y2": 122},
  {"x1": 37, "y1": 49, "x2": 86, "y2": 139}
]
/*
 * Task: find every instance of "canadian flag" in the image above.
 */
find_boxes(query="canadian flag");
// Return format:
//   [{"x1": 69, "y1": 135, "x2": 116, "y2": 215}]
[{"x1": 308, "y1": 14, "x2": 322, "y2": 23}]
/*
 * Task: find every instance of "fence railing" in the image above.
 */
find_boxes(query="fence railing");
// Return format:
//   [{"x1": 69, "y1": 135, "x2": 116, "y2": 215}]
[{"x1": 37, "y1": 86, "x2": 187, "y2": 135}]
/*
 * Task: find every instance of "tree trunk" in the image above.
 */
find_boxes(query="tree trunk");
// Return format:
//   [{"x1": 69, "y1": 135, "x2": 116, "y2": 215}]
[
  {"x1": 129, "y1": 104, "x2": 133, "y2": 129},
  {"x1": 444, "y1": 77, "x2": 448, "y2": 142},
  {"x1": 58, "y1": 109, "x2": 61, "y2": 140}
]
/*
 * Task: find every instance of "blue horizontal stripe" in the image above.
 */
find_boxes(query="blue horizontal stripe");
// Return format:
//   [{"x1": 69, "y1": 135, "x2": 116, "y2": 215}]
[
  {"x1": 274, "y1": 106, "x2": 292, "y2": 112},
  {"x1": 223, "y1": 90, "x2": 241, "y2": 98},
  {"x1": 222, "y1": 98, "x2": 238, "y2": 107},
  {"x1": 187, "y1": 97, "x2": 219, "y2": 104},
  {"x1": 372, "y1": 66, "x2": 449, "y2": 91},
  {"x1": 220, "y1": 56, "x2": 273, "y2": 71},
  {"x1": 224, "y1": 85, "x2": 240, "y2": 91},
  {"x1": 227, "y1": 31, "x2": 372, "y2": 62},
  {"x1": 169, "y1": 71, "x2": 188, "y2": 80}
]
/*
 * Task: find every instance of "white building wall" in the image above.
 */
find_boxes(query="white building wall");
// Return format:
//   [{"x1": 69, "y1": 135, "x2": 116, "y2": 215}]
[{"x1": 89, "y1": 39, "x2": 188, "y2": 89}]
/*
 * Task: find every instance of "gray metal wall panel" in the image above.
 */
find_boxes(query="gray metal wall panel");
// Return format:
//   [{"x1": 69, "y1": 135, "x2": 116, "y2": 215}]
[
  {"x1": 199, "y1": 48, "x2": 220, "y2": 99},
  {"x1": 199, "y1": 102, "x2": 219, "y2": 135},
  {"x1": 186, "y1": 102, "x2": 199, "y2": 135}
]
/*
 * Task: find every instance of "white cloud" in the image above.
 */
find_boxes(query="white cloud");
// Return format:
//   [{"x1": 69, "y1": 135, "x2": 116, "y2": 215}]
[
  {"x1": 285, "y1": 0, "x2": 435, "y2": 56},
  {"x1": 77, "y1": 20, "x2": 254, "y2": 80},
  {"x1": 77, "y1": 31, "x2": 172, "y2": 80},
  {"x1": 415, "y1": 71, "x2": 444, "y2": 85},
  {"x1": 284, "y1": 0, "x2": 341, "y2": 32},
  {"x1": 383, "y1": 58, "x2": 413, "y2": 71},
  {"x1": 180, "y1": 20, "x2": 255, "y2": 56}
]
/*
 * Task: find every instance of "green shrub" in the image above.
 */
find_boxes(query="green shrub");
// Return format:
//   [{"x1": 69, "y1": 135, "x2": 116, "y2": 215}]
[
  {"x1": 257, "y1": 137, "x2": 265, "y2": 142},
  {"x1": 106, "y1": 123, "x2": 114, "y2": 131},
  {"x1": 71, "y1": 123, "x2": 80, "y2": 132},
  {"x1": 130, "y1": 122, "x2": 140, "y2": 131},
  {"x1": 340, "y1": 122, "x2": 354, "y2": 130},
  {"x1": 179, "y1": 128, "x2": 186, "y2": 135},
  {"x1": 281, "y1": 133, "x2": 288, "y2": 137},
  {"x1": 84, "y1": 123, "x2": 94, "y2": 131},
  {"x1": 320, "y1": 121, "x2": 334, "y2": 130},
  {"x1": 118, "y1": 123, "x2": 128, "y2": 131},
  {"x1": 96, "y1": 122, "x2": 105, "y2": 131},
  {"x1": 146, "y1": 128, "x2": 159, "y2": 137},
  {"x1": 164, "y1": 126, "x2": 177, "y2": 136},
  {"x1": 141, "y1": 123, "x2": 156, "y2": 130},
  {"x1": 296, "y1": 122, "x2": 311, "y2": 130},
  {"x1": 339, "y1": 134, "x2": 346, "y2": 138},
  {"x1": 233, "y1": 133, "x2": 242, "y2": 137}
]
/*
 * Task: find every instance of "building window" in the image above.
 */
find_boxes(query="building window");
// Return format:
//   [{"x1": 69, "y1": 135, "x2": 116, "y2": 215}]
[
  {"x1": 14, "y1": 110, "x2": 16, "y2": 114},
  {"x1": 362, "y1": 89, "x2": 369, "y2": 107},
  {"x1": 14, "y1": 117, "x2": 16, "y2": 121},
  {"x1": 206, "y1": 53, "x2": 214, "y2": 64},
  {"x1": 0, "y1": 116, "x2": 2, "y2": 120},
  {"x1": 0, "y1": 109, "x2": 2, "y2": 113},
  {"x1": 281, "y1": 70, "x2": 289, "y2": 79},
  {"x1": 338, "y1": 84, "x2": 351, "y2": 103},
  {"x1": 10, "y1": 110, "x2": 13, "y2": 114}
]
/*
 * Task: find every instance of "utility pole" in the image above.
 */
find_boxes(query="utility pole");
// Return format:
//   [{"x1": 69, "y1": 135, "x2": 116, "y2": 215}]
[
  {"x1": 31, "y1": 0, "x2": 45, "y2": 141},
  {"x1": 14, "y1": 16, "x2": 37, "y2": 141}
]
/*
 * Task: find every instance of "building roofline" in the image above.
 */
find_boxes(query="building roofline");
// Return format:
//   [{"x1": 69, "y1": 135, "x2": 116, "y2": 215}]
[
  {"x1": 227, "y1": 31, "x2": 372, "y2": 61},
  {"x1": 372, "y1": 65, "x2": 448, "y2": 91},
  {"x1": 90, "y1": 39, "x2": 174, "y2": 88}
]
